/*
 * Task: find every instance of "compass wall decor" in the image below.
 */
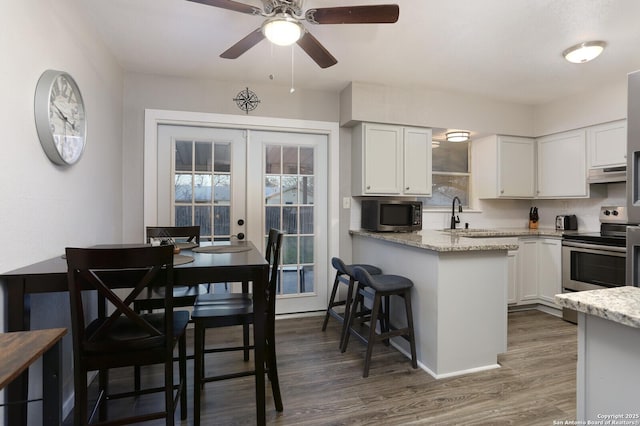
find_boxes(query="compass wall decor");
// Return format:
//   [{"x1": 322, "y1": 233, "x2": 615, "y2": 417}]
[{"x1": 233, "y1": 87, "x2": 260, "y2": 114}]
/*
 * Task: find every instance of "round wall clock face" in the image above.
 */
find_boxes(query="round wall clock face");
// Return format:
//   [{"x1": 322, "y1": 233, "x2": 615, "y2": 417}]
[
  {"x1": 34, "y1": 70, "x2": 87, "y2": 166},
  {"x1": 233, "y1": 87, "x2": 260, "y2": 114}
]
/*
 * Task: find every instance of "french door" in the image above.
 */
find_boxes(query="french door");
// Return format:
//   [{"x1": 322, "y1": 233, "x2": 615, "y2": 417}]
[{"x1": 154, "y1": 123, "x2": 328, "y2": 314}]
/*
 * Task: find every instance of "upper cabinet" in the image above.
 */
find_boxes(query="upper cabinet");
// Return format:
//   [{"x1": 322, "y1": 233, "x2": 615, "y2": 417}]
[
  {"x1": 588, "y1": 119, "x2": 627, "y2": 169},
  {"x1": 537, "y1": 129, "x2": 588, "y2": 198},
  {"x1": 473, "y1": 135, "x2": 536, "y2": 198},
  {"x1": 352, "y1": 123, "x2": 432, "y2": 196}
]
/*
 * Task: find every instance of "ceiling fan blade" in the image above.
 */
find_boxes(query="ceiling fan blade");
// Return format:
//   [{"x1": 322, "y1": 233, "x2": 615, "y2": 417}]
[
  {"x1": 186, "y1": 0, "x2": 261, "y2": 15},
  {"x1": 305, "y1": 4, "x2": 399, "y2": 24},
  {"x1": 220, "y1": 29, "x2": 265, "y2": 59},
  {"x1": 297, "y1": 31, "x2": 338, "y2": 69}
]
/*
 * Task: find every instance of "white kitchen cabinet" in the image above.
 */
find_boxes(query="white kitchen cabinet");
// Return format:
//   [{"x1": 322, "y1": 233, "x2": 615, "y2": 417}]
[
  {"x1": 518, "y1": 239, "x2": 539, "y2": 302},
  {"x1": 537, "y1": 129, "x2": 588, "y2": 198},
  {"x1": 588, "y1": 119, "x2": 627, "y2": 169},
  {"x1": 473, "y1": 135, "x2": 535, "y2": 198},
  {"x1": 537, "y1": 238, "x2": 562, "y2": 307},
  {"x1": 352, "y1": 123, "x2": 432, "y2": 196},
  {"x1": 514, "y1": 237, "x2": 562, "y2": 308},
  {"x1": 403, "y1": 127, "x2": 433, "y2": 195}
]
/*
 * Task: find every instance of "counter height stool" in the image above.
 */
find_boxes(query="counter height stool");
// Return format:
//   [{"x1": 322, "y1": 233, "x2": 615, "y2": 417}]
[
  {"x1": 321, "y1": 257, "x2": 382, "y2": 349},
  {"x1": 342, "y1": 266, "x2": 417, "y2": 378}
]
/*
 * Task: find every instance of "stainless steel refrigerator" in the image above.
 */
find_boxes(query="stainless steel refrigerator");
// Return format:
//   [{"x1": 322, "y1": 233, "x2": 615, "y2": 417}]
[{"x1": 626, "y1": 70, "x2": 640, "y2": 285}]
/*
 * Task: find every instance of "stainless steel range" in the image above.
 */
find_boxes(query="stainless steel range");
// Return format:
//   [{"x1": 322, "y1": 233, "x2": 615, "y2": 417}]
[{"x1": 561, "y1": 206, "x2": 629, "y2": 323}]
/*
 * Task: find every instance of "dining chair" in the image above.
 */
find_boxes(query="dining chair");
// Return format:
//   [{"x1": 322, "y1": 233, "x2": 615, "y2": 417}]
[
  {"x1": 133, "y1": 225, "x2": 206, "y2": 389},
  {"x1": 191, "y1": 229, "x2": 284, "y2": 425},
  {"x1": 65, "y1": 245, "x2": 188, "y2": 425}
]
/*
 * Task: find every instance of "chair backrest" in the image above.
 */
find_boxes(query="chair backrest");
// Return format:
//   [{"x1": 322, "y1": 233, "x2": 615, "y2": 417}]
[
  {"x1": 265, "y1": 229, "x2": 284, "y2": 315},
  {"x1": 146, "y1": 226, "x2": 200, "y2": 244},
  {"x1": 65, "y1": 245, "x2": 175, "y2": 354}
]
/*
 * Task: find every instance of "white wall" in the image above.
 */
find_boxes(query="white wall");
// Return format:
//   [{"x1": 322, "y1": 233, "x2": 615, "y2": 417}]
[
  {"x1": 533, "y1": 78, "x2": 627, "y2": 136},
  {"x1": 341, "y1": 81, "x2": 535, "y2": 136},
  {"x1": 0, "y1": 1, "x2": 124, "y2": 423}
]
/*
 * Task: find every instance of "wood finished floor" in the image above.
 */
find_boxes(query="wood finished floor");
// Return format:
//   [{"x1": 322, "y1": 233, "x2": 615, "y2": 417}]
[{"x1": 69, "y1": 310, "x2": 577, "y2": 425}]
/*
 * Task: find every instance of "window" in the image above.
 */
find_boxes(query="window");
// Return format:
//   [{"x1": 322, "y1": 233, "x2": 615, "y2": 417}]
[{"x1": 422, "y1": 140, "x2": 470, "y2": 208}]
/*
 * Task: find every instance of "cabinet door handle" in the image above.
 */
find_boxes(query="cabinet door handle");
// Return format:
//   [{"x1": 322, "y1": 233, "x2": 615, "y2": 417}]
[
  {"x1": 406, "y1": 187, "x2": 410, "y2": 190},
  {"x1": 500, "y1": 189, "x2": 504, "y2": 194},
  {"x1": 366, "y1": 185, "x2": 371, "y2": 190}
]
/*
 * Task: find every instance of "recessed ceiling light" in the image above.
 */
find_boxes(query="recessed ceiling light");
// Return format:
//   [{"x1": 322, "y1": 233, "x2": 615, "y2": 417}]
[
  {"x1": 563, "y1": 41, "x2": 606, "y2": 64},
  {"x1": 446, "y1": 131, "x2": 470, "y2": 142}
]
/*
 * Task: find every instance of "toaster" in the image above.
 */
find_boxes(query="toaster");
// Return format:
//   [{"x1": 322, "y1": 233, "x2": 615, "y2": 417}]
[{"x1": 555, "y1": 215, "x2": 578, "y2": 230}]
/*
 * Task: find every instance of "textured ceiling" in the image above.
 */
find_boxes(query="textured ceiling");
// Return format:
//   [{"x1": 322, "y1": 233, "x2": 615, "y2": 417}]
[{"x1": 78, "y1": 0, "x2": 640, "y2": 105}]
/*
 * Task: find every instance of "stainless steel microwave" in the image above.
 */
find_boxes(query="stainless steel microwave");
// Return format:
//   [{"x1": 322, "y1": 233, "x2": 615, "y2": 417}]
[{"x1": 361, "y1": 199, "x2": 422, "y2": 232}]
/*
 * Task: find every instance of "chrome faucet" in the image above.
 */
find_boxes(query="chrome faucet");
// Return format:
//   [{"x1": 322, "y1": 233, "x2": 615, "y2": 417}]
[{"x1": 450, "y1": 196, "x2": 462, "y2": 229}]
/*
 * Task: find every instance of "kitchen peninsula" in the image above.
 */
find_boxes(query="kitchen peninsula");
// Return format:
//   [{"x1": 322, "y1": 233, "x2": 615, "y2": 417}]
[
  {"x1": 555, "y1": 287, "x2": 640, "y2": 420},
  {"x1": 350, "y1": 229, "x2": 523, "y2": 378}
]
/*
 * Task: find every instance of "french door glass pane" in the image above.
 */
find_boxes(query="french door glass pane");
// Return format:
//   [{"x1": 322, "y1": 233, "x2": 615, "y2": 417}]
[
  {"x1": 214, "y1": 174, "x2": 230, "y2": 202},
  {"x1": 175, "y1": 174, "x2": 192, "y2": 202},
  {"x1": 300, "y1": 206, "x2": 313, "y2": 233},
  {"x1": 175, "y1": 206, "x2": 192, "y2": 226},
  {"x1": 194, "y1": 175, "x2": 212, "y2": 203},
  {"x1": 194, "y1": 206, "x2": 211, "y2": 235},
  {"x1": 175, "y1": 141, "x2": 192, "y2": 171},
  {"x1": 265, "y1": 146, "x2": 281, "y2": 174},
  {"x1": 214, "y1": 206, "x2": 230, "y2": 235},
  {"x1": 195, "y1": 142, "x2": 212, "y2": 172},
  {"x1": 283, "y1": 206, "x2": 298, "y2": 234},
  {"x1": 214, "y1": 143, "x2": 230, "y2": 172}
]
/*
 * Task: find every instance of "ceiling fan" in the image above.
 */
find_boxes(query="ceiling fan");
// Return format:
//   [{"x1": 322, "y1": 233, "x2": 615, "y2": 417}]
[{"x1": 187, "y1": 0, "x2": 400, "y2": 68}]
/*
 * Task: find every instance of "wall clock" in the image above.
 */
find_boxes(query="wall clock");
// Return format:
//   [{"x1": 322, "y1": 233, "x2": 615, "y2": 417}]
[
  {"x1": 34, "y1": 70, "x2": 87, "y2": 166},
  {"x1": 233, "y1": 87, "x2": 260, "y2": 114}
]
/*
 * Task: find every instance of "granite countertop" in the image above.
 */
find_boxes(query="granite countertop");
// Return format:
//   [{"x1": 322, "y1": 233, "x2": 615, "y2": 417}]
[
  {"x1": 555, "y1": 287, "x2": 640, "y2": 329},
  {"x1": 350, "y1": 227, "x2": 565, "y2": 252}
]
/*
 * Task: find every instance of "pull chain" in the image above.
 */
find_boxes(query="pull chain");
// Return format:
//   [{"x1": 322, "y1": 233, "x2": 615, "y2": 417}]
[{"x1": 290, "y1": 45, "x2": 295, "y2": 94}]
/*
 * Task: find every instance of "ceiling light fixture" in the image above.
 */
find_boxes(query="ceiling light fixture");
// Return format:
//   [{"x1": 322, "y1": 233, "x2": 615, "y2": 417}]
[
  {"x1": 262, "y1": 14, "x2": 303, "y2": 46},
  {"x1": 562, "y1": 41, "x2": 606, "y2": 64},
  {"x1": 446, "y1": 131, "x2": 470, "y2": 143}
]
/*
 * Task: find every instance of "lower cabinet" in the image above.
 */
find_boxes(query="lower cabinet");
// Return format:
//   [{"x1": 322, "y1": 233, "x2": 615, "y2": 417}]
[{"x1": 511, "y1": 237, "x2": 562, "y2": 308}]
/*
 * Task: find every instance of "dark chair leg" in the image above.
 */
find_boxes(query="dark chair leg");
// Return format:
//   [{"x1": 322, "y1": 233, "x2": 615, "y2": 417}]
[
  {"x1": 266, "y1": 320, "x2": 283, "y2": 412},
  {"x1": 338, "y1": 278, "x2": 356, "y2": 349},
  {"x1": 179, "y1": 332, "x2": 187, "y2": 420},
  {"x1": 404, "y1": 290, "x2": 418, "y2": 369},
  {"x1": 322, "y1": 272, "x2": 341, "y2": 331},
  {"x1": 194, "y1": 322, "x2": 204, "y2": 426},
  {"x1": 74, "y1": 363, "x2": 88, "y2": 426},
  {"x1": 98, "y1": 369, "x2": 108, "y2": 421},
  {"x1": 243, "y1": 322, "x2": 250, "y2": 361},
  {"x1": 341, "y1": 286, "x2": 362, "y2": 353},
  {"x1": 165, "y1": 348, "x2": 175, "y2": 426},
  {"x1": 363, "y1": 293, "x2": 382, "y2": 378}
]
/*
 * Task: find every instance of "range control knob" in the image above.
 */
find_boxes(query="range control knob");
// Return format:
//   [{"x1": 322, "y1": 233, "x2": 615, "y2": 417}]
[
  {"x1": 604, "y1": 210, "x2": 611, "y2": 216},
  {"x1": 613, "y1": 210, "x2": 619, "y2": 216}
]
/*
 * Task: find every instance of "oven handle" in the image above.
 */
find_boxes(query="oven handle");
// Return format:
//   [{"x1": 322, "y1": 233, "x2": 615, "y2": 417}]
[{"x1": 561, "y1": 240, "x2": 627, "y2": 253}]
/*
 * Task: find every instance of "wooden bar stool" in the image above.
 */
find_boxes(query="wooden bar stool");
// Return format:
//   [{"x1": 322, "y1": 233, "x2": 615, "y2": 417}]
[
  {"x1": 321, "y1": 257, "x2": 382, "y2": 348},
  {"x1": 342, "y1": 266, "x2": 418, "y2": 378}
]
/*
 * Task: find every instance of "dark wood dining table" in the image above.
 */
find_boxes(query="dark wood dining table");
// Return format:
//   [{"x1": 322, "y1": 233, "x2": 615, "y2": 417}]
[{"x1": 0, "y1": 241, "x2": 269, "y2": 426}]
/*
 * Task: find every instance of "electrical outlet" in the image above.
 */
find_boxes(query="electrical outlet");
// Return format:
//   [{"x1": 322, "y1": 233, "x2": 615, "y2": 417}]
[{"x1": 343, "y1": 197, "x2": 351, "y2": 209}]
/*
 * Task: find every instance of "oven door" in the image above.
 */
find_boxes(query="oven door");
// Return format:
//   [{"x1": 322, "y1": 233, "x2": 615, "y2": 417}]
[{"x1": 562, "y1": 241, "x2": 626, "y2": 322}]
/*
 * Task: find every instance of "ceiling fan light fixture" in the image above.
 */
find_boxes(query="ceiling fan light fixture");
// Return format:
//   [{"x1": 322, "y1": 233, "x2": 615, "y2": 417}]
[
  {"x1": 563, "y1": 41, "x2": 606, "y2": 64},
  {"x1": 262, "y1": 15, "x2": 303, "y2": 46},
  {"x1": 446, "y1": 131, "x2": 470, "y2": 143}
]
